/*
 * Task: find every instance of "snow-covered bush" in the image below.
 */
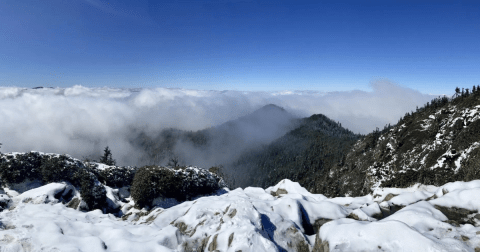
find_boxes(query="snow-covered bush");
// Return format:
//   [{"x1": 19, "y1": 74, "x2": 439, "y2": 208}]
[
  {"x1": 95, "y1": 165, "x2": 137, "y2": 188},
  {"x1": 75, "y1": 168, "x2": 107, "y2": 211},
  {"x1": 0, "y1": 152, "x2": 43, "y2": 184},
  {"x1": 0, "y1": 152, "x2": 107, "y2": 211},
  {"x1": 131, "y1": 166, "x2": 225, "y2": 209},
  {"x1": 40, "y1": 154, "x2": 82, "y2": 184}
]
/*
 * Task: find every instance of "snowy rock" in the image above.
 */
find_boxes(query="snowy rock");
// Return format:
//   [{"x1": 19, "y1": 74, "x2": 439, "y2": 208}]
[
  {"x1": 318, "y1": 218, "x2": 470, "y2": 252},
  {"x1": 2, "y1": 159, "x2": 480, "y2": 251},
  {"x1": 0, "y1": 194, "x2": 11, "y2": 210},
  {"x1": 14, "y1": 182, "x2": 75, "y2": 204}
]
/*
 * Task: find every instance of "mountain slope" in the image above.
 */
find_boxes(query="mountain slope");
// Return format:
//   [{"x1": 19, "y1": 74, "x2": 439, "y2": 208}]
[
  {"x1": 331, "y1": 91, "x2": 480, "y2": 197},
  {"x1": 223, "y1": 113, "x2": 362, "y2": 191}
]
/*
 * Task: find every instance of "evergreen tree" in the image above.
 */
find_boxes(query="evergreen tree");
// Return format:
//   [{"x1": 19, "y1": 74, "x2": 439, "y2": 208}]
[
  {"x1": 100, "y1": 146, "x2": 115, "y2": 166},
  {"x1": 455, "y1": 87, "x2": 460, "y2": 97}
]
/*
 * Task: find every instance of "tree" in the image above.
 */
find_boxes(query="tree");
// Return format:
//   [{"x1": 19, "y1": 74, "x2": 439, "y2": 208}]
[
  {"x1": 455, "y1": 87, "x2": 460, "y2": 97},
  {"x1": 168, "y1": 155, "x2": 180, "y2": 167},
  {"x1": 100, "y1": 146, "x2": 115, "y2": 166}
]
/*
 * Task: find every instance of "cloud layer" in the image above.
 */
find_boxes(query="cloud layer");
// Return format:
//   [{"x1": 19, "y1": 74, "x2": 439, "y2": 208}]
[{"x1": 0, "y1": 80, "x2": 436, "y2": 165}]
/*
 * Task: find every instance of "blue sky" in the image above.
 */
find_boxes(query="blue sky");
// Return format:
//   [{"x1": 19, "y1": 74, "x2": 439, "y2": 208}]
[{"x1": 1, "y1": 0, "x2": 479, "y2": 95}]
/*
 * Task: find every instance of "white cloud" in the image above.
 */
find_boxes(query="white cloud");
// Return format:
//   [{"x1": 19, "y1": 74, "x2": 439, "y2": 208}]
[{"x1": 0, "y1": 81, "x2": 436, "y2": 165}]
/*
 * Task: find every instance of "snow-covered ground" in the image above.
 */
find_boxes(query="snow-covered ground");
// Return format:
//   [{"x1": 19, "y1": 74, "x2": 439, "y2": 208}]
[{"x1": 1, "y1": 179, "x2": 480, "y2": 251}]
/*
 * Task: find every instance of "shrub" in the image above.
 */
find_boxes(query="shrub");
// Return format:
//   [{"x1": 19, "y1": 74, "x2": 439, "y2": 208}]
[
  {"x1": 0, "y1": 152, "x2": 107, "y2": 211},
  {"x1": 131, "y1": 166, "x2": 225, "y2": 209},
  {"x1": 40, "y1": 154, "x2": 80, "y2": 184},
  {"x1": 95, "y1": 166, "x2": 137, "y2": 188},
  {"x1": 0, "y1": 152, "x2": 43, "y2": 185},
  {"x1": 131, "y1": 166, "x2": 177, "y2": 208}
]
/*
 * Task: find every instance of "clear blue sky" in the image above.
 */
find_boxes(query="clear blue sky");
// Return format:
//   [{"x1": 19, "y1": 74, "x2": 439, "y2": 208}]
[{"x1": 1, "y1": 0, "x2": 479, "y2": 95}]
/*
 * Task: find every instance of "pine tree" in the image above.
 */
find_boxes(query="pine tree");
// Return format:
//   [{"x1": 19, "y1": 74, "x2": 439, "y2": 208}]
[
  {"x1": 100, "y1": 146, "x2": 115, "y2": 166},
  {"x1": 455, "y1": 87, "x2": 460, "y2": 97}
]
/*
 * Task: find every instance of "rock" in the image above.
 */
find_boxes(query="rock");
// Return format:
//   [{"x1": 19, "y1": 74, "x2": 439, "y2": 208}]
[
  {"x1": 444, "y1": 220, "x2": 460, "y2": 227},
  {"x1": 228, "y1": 208, "x2": 237, "y2": 218},
  {"x1": 347, "y1": 212, "x2": 360, "y2": 220},
  {"x1": 313, "y1": 218, "x2": 332, "y2": 233},
  {"x1": 270, "y1": 188, "x2": 288, "y2": 197},
  {"x1": 66, "y1": 198, "x2": 80, "y2": 210},
  {"x1": 228, "y1": 233, "x2": 234, "y2": 247},
  {"x1": 348, "y1": 208, "x2": 378, "y2": 221},
  {"x1": 199, "y1": 236, "x2": 211, "y2": 252},
  {"x1": 283, "y1": 226, "x2": 312, "y2": 252},
  {"x1": 208, "y1": 234, "x2": 218, "y2": 251},
  {"x1": 383, "y1": 193, "x2": 398, "y2": 202},
  {"x1": 313, "y1": 235, "x2": 329, "y2": 252},
  {"x1": 0, "y1": 194, "x2": 11, "y2": 210},
  {"x1": 434, "y1": 205, "x2": 476, "y2": 225}
]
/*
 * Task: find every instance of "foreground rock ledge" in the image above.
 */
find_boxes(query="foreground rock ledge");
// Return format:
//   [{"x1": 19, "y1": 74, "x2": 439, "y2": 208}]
[{"x1": 1, "y1": 179, "x2": 480, "y2": 251}]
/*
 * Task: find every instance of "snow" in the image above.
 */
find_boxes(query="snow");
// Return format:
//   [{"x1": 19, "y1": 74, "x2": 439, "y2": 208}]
[
  {"x1": 382, "y1": 201, "x2": 449, "y2": 233},
  {"x1": 15, "y1": 182, "x2": 71, "y2": 204},
  {"x1": 431, "y1": 188, "x2": 480, "y2": 212},
  {"x1": 372, "y1": 183, "x2": 438, "y2": 201},
  {"x1": 388, "y1": 190, "x2": 434, "y2": 206},
  {"x1": 319, "y1": 218, "x2": 470, "y2": 252},
  {"x1": 360, "y1": 202, "x2": 382, "y2": 217},
  {"x1": 0, "y1": 203, "x2": 173, "y2": 252},
  {"x1": 1, "y1": 179, "x2": 480, "y2": 251}
]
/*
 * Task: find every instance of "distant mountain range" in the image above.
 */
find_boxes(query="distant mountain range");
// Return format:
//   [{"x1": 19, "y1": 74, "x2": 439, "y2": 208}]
[{"x1": 133, "y1": 104, "x2": 299, "y2": 168}]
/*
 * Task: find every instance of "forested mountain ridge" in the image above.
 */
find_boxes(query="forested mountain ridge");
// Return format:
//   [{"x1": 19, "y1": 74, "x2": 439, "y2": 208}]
[
  {"x1": 223, "y1": 113, "x2": 362, "y2": 191},
  {"x1": 329, "y1": 87, "x2": 480, "y2": 197}
]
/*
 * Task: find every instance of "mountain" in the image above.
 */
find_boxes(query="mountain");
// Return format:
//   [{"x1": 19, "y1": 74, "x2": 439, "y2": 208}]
[
  {"x1": 222, "y1": 87, "x2": 480, "y2": 199},
  {"x1": 327, "y1": 89, "x2": 480, "y2": 197},
  {"x1": 222, "y1": 113, "x2": 362, "y2": 190},
  {"x1": 134, "y1": 104, "x2": 299, "y2": 168}
]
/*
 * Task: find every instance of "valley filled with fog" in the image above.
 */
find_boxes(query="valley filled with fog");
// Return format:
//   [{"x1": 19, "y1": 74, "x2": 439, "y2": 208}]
[{"x1": 0, "y1": 80, "x2": 434, "y2": 167}]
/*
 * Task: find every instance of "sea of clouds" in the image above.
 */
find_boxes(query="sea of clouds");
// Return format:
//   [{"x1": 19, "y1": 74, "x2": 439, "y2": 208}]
[{"x1": 0, "y1": 80, "x2": 437, "y2": 166}]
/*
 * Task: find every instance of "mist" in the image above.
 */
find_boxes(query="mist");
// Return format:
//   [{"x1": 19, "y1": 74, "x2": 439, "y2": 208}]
[
  {"x1": 165, "y1": 104, "x2": 299, "y2": 168},
  {"x1": 0, "y1": 80, "x2": 437, "y2": 166}
]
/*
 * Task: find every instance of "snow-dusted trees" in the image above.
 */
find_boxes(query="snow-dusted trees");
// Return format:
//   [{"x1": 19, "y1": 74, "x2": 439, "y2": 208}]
[{"x1": 99, "y1": 146, "x2": 115, "y2": 166}]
